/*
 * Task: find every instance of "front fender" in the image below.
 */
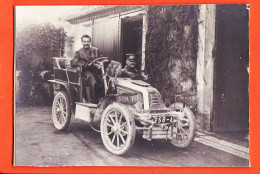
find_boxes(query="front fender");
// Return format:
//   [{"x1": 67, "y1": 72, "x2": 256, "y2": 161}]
[
  {"x1": 169, "y1": 102, "x2": 195, "y2": 120},
  {"x1": 93, "y1": 95, "x2": 117, "y2": 122},
  {"x1": 169, "y1": 102, "x2": 186, "y2": 111}
]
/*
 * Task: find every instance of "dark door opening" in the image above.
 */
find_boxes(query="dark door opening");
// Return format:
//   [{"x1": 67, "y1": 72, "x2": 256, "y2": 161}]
[
  {"x1": 121, "y1": 16, "x2": 143, "y2": 70},
  {"x1": 213, "y1": 5, "x2": 249, "y2": 132}
]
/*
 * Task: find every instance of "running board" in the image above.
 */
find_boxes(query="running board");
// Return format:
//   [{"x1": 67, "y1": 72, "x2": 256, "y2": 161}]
[{"x1": 75, "y1": 102, "x2": 97, "y2": 122}]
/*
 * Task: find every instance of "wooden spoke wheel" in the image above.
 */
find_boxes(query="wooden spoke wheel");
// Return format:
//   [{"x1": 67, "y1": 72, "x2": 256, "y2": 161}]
[
  {"x1": 52, "y1": 91, "x2": 71, "y2": 131},
  {"x1": 101, "y1": 103, "x2": 136, "y2": 155},
  {"x1": 169, "y1": 103, "x2": 196, "y2": 148}
]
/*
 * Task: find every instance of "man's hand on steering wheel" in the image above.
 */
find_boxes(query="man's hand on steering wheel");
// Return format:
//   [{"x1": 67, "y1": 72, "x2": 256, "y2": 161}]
[
  {"x1": 88, "y1": 57, "x2": 111, "y2": 69},
  {"x1": 92, "y1": 62, "x2": 102, "y2": 69}
]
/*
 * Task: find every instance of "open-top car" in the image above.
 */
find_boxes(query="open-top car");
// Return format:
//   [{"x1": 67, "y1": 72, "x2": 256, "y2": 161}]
[{"x1": 49, "y1": 57, "x2": 196, "y2": 155}]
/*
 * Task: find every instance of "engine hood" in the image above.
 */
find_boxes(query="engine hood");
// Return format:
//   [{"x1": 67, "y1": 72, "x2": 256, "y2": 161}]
[
  {"x1": 116, "y1": 78, "x2": 165, "y2": 110},
  {"x1": 129, "y1": 80, "x2": 150, "y2": 87}
]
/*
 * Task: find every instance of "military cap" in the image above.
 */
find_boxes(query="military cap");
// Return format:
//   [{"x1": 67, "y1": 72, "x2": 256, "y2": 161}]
[{"x1": 126, "y1": 53, "x2": 136, "y2": 62}]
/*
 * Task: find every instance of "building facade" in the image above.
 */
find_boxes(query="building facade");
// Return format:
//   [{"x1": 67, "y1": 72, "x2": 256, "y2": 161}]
[{"x1": 64, "y1": 5, "x2": 249, "y2": 132}]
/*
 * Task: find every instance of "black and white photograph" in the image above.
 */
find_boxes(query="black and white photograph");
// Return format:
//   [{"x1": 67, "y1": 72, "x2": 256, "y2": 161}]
[{"x1": 14, "y1": 5, "x2": 249, "y2": 166}]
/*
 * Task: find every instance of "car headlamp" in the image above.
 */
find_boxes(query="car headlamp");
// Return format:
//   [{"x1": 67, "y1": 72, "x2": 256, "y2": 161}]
[{"x1": 134, "y1": 101, "x2": 143, "y2": 112}]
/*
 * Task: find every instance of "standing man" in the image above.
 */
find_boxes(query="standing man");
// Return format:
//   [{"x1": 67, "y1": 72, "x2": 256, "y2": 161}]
[{"x1": 70, "y1": 34, "x2": 103, "y2": 104}]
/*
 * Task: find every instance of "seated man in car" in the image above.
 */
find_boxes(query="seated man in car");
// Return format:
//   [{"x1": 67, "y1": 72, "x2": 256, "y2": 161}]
[
  {"x1": 120, "y1": 53, "x2": 147, "y2": 81},
  {"x1": 70, "y1": 34, "x2": 103, "y2": 104}
]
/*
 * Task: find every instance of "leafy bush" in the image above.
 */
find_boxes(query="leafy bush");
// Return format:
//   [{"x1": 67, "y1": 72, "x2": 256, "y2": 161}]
[{"x1": 15, "y1": 22, "x2": 66, "y2": 106}]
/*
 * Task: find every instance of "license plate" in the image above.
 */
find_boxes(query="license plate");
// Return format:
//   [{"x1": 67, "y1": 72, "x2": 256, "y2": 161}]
[{"x1": 153, "y1": 116, "x2": 174, "y2": 123}]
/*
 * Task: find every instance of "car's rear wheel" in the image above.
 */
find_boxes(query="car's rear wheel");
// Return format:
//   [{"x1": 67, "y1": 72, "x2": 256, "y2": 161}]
[
  {"x1": 169, "y1": 103, "x2": 196, "y2": 148},
  {"x1": 52, "y1": 91, "x2": 71, "y2": 131},
  {"x1": 101, "y1": 103, "x2": 136, "y2": 155}
]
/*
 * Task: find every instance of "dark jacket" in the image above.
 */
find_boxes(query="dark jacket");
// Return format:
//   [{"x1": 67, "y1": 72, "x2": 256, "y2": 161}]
[
  {"x1": 121, "y1": 65, "x2": 142, "y2": 79},
  {"x1": 70, "y1": 47, "x2": 100, "y2": 68}
]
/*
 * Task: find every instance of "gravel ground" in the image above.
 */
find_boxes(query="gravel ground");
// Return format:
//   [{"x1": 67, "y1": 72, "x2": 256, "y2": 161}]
[{"x1": 14, "y1": 106, "x2": 249, "y2": 167}]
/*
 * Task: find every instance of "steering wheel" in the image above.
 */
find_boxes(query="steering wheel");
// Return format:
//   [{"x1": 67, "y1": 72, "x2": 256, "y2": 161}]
[{"x1": 89, "y1": 57, "x2": 111, "y2": 67}]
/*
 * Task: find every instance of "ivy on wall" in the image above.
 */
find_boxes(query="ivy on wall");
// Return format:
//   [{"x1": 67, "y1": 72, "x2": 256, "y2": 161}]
[{"x1": 146, "y1": 5, "x2": 199, "y2": 105}]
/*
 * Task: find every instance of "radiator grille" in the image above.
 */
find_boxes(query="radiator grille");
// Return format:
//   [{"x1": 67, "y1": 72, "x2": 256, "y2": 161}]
[{"x1": 149, "y1": 93, "x2": 164, "y2": 110}]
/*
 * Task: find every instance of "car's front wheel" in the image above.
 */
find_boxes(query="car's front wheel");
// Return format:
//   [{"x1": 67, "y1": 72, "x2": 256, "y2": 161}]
[
  {"x1": 52, "y1": 91, "x2": 71, "y2": 131},
  {"x1": 169, "y1": 103, "x2": 196, "y2": 148},
  {"x1": 101, "y1": 103, "x2": 136, "y2": 155}
]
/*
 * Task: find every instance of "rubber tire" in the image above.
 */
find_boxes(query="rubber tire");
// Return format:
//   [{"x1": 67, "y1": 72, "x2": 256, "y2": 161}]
[
  {"x1": 52, "y1": 91, "x2": 71, "y2": 131},
  {"x1": 100, "y1": 102, "x2": 136, "y2": 155},
  {"x1": 169, "y1": 102, "x2": 196, "y2": 148}
]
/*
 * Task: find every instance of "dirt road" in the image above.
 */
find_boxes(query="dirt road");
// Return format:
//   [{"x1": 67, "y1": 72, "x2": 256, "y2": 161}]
[{"x1": 14, "y1": 106, "x2": 249, "y2": 166}]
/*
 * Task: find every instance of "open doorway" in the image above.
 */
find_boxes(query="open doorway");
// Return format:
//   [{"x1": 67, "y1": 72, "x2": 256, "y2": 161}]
[{"x1": 121, "y1": 16, "x2": 143, "y2": 70}]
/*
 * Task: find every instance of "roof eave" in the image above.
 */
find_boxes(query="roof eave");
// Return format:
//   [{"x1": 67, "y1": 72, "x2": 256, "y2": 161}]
[{"x1": 65, "y1": 5, "x2": 146, "y2": 23}]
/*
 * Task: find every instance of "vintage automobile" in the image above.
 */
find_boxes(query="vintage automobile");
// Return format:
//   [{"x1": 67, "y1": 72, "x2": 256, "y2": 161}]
[{"x1": 49, "y1": 57, "x2": 196, "y2": 155}]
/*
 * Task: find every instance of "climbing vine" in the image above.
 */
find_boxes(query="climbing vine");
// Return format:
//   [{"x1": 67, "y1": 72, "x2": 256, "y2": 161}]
[{"x1": 146, "y1": 5, "x2": 199, "y2": 105}]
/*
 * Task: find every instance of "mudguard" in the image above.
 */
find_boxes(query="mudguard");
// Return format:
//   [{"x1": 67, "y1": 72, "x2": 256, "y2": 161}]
[{"x1": 48, "y1": 80, "x2": 79, "y2": 113}]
